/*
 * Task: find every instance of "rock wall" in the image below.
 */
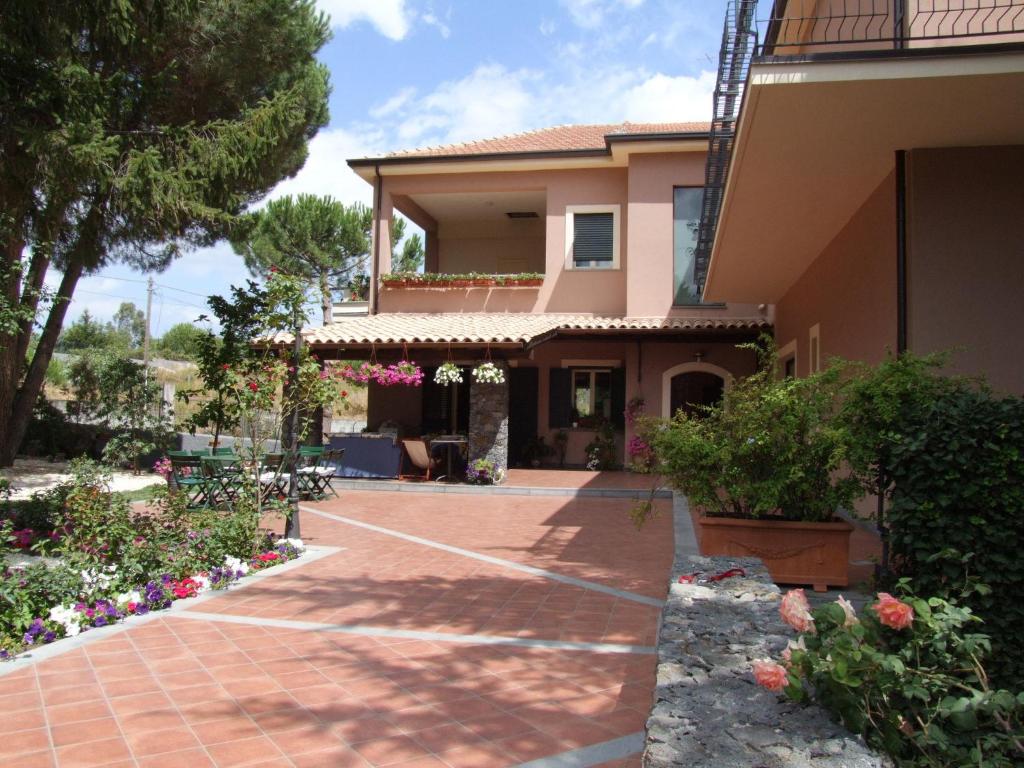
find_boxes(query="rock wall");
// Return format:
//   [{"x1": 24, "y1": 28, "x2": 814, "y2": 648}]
[
  {"x1": 644, "y1": 500, "x2": 890, "y2": 768},
  {"x1": 468, "y1": 366, "x2": 509, "y2": 478}
]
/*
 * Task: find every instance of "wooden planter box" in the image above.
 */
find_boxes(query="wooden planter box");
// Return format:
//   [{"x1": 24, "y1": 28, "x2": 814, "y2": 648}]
[
  {"x1": 695, "y1": 513, "x2": 853, "y2": 591},
  {"x1": 381, "y1": 278, "x2": 542, "y2": 289}
]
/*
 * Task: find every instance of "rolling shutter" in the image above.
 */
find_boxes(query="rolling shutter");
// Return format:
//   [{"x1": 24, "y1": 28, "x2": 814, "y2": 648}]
[
  {"x1": 610, "y1": 367, "x2": 626, "y2": 429},
  {"x1": 572, "y1": 212, "x2": 614, "y2": 266},
  {"x1": 548, "y1": 368, "x2": 572, "y2": 428}
]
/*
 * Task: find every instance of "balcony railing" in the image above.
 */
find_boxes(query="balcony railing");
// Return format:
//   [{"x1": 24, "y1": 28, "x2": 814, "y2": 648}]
[{"x1": 759, "y1": 1, "x2": 1024, "y2": 56}]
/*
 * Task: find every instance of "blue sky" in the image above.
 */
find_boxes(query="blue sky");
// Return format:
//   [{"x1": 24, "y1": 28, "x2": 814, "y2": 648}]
[{"x1": 56, "y1": 0, "x2": 728, "y2": 335}]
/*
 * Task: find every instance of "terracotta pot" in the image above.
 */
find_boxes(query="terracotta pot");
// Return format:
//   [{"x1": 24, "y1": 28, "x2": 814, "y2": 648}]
[{"x1": 695, "y1": 513, "x2": 853, "y2": 591}]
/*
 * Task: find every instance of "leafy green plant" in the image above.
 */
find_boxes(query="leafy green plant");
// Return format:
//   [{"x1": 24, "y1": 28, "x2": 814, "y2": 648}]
[
  {"x1": 647, "y1": 337, "x2": 858, "y2": 522},
  {"x1": 381, "y1": 271, "x2": 543, "y2": 285},
  {"x1": 758, "y1": 585, "x2": 1024, "y2": 767},
  {"x1": 584, "y1": 420, "x2": 618, "y2": 471}
]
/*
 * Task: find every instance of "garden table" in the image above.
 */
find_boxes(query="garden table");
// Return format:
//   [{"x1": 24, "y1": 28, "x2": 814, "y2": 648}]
[{"x1": 429, "y1": 435, "x2": 467, "y2": 483}]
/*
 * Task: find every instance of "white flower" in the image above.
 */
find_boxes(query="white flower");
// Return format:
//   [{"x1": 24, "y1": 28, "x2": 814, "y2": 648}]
[
  {"x1": 278, "y1": 538, "x2": 304, "y2": 551},
  {"x1": 471, "y1": 362, "x2": 505, "y2": 385},
  {"x1": 193, "y1": 575, "x2": 211, "y2": 593},
  {"x1": 48, "y1": 604, "x2": 83, "y2": 637},
  {"x1": 116, "y1": 591, "x2": 142, "y2": 606},
  {"x1": 224, "y1": 555, "x2": 249, "y2": 575},
  {"x1": 433, "y1": 362, "x2": 463, "y2": 386},
  {"x1": 836, "y1": 594, "x2": 859, "y2": 627}
]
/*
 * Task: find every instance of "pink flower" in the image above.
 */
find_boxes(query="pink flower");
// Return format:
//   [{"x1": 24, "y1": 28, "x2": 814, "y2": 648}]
[
  {"x1": 753, "y1": 660, "x2": 789, "y2": 692},
  {"x1": 836, "y1": 595, "x2": 859, "y2": 627},
  {"x1": 779, "y1": 589, "x2": 815, "y2": 633},
  {"x1": 872, "y1": 593, "x2": 914, "y2": 630}
]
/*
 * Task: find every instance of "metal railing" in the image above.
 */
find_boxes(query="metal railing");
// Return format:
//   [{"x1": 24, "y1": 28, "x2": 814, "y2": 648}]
[
  {"x1": 759, "y1": 1, "x2": 1024, "y2": 55},
  {"x1": 693, "y1": 1, "x2": 758, "y2": 295}
]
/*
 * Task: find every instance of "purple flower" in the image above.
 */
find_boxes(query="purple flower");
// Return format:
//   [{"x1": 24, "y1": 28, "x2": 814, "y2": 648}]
[
  {"x1": 93, "y1": 616, "x2": 107, "y2": 627},
  {"x1": 135, "y1": 604, "x2": 149, "y2": 616},
  {"x1": 43, "y1": 631, "x2": 56, "y2": 643},
  {"x1": 0, "y1": 650, "x2": 9, "y2": 659},
  {"x1": 160, "y1": 574, "x2": 172, "y2": 585},
  {"x1": 22, "y1": 633, "x2": 34, "y2": 645},
  {"x1": 105, "y1": 606, "x2": 118, "y2": 618}
]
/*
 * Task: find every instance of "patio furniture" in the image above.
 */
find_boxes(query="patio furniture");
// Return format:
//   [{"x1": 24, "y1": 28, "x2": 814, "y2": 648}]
[
  {"x1": 212, "y1": 446, "x2": 236, "y2": 456},
  {"x1": 295, "y1": 446, "x2": 329, "y2": 500},
  {"x1": 308, "y1": 447, "x2": 343, "y2": 499},
  {"x1": 169, "y1": 455, "x2": 211, "y2": 508},
  {"x1": 326, "y1": 433, "x2": 403, "y2": 478},
  {"x1": 429, "y1": 435, "x2": 468, "y2": 482},
  {"x1": 400, "y1": 439, "x2": 440, "y2": 481},
  {"x1": 201, "y1": 454, "x2": 244, "y2": 509},
  {"x1": 258, "y1": 453, "x2": 289, "y2": 502}
]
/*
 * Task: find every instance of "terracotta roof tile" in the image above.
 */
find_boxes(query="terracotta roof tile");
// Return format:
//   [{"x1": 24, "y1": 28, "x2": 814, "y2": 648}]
[
  {"x1": 274, "y1": 313, "x2": 768, "y2": 347},
  {"x1": 383, "y1": 122, "x2": 710, "y2": 159}
]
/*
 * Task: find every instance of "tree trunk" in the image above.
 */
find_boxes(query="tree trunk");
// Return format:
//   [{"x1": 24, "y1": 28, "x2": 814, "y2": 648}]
[
  {"x1": 0, "y1": 261, "x2": 85, "y2": 465},
  {"x1": 314, "y1": 267, "x2": 330, "y2": 445},
  {"x1": 0, "y1": 233, "x2": 28, "y2": 468}
]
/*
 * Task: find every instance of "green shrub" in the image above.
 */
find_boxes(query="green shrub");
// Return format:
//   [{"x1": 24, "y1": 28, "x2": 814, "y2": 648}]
[
  {"x1": 649, "y1": 338, "x2": 858, "y2": 522},
  {"x1": 760, "y1": 586, "x2": 1024, "y2": 767},
  {"x1": 841, "y1": 356, "x2": 1024, "y2": 689}
]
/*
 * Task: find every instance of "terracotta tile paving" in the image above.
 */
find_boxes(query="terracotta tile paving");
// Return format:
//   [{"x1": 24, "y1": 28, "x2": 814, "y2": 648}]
[{"x1": 0, "y1": 490, "x2": 672, "y2": 766}]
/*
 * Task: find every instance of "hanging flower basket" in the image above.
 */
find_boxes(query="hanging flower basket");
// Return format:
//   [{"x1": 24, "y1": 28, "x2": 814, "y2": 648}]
[
  {"x1": 434, "y1": 362, "x2": 463, "y2": 386},
  {"x1": 337, "y1": 360, "x2": 423, "y2": 387},
  {"x1": 471, "y1": 362, "x2": 505, "y2": 385}
]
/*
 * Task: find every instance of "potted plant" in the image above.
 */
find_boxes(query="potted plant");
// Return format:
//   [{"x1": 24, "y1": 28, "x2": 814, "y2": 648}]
[
  {"x1": 434, "y1": 362, "x2": 463, "y2": 386},
  {"x1": 648, "y1": 338, "x2": 858, "y2": 591},
  {"x1": 521, "y1": 436, "x2": 552, "y2": 468}
]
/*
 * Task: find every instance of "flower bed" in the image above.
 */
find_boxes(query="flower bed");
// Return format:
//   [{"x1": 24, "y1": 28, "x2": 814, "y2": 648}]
[{"x1": 0, "y1": 459, "x2": 306, "y2": 660}]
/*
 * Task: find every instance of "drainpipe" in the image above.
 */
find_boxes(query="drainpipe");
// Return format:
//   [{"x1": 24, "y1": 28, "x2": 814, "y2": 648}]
[
  {"x1": 895, "y1": 150, "x2": 907, "y2": 355},
  {"x1": 370, "y1": 164, "x2": 383, "y2": 315}
]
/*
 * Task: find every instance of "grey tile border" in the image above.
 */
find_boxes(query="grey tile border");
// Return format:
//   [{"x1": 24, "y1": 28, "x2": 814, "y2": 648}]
[
  {"x1": 301, "y1": 506, "x2": 666, "y2": 608},
  {"x1": 330, "y1": 479, "x2": 670, "y2": 500},
  {"x1": 514, "y1": 731, "x2": 645, "y2": 767},
  {"x1": 173, "y1": 610, "x2": 656, "y2": 655},
  {"x1": 0, "y1": 545, "x2": 342, "y2": 677}
]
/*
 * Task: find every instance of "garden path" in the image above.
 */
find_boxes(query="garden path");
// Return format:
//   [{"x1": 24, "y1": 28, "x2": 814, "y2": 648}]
[{"x1": 0, "y1": 489, "x2": 673, "y2": 768}]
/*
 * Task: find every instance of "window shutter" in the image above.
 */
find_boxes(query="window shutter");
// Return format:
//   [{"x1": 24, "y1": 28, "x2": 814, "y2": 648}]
[
  {"x1": 573, "y1": 213, "x2": 614, "y2": 265},
  {"x1": 610, "y1": 368, "x2": 626, "y2": 429},
  {"x1": 548, "y1": 368, "x2": 572, "y2": 428}
]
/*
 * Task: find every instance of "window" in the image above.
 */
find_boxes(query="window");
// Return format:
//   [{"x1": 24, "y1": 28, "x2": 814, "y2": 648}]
[
  {"x1": 565, "y1": 205, "x2": 620, "y2": 270},
  {"x1": 673, "y1": 187, "x2": 703, "y2": 304},
  {"x1": 808, "y1": 324, "x2": 821, "y2": 373},
  {"x1": 777, "y1": 339, "x2": 798, "y2": 379},
  {"x1": 572, "y1": 369, "x2": 612, "y2": 424}
]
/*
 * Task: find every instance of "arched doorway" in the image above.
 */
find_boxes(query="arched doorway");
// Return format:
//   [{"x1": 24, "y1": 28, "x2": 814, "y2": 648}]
[{"x1": 660, "y1": 362, "x2": 732, "y2": 418}]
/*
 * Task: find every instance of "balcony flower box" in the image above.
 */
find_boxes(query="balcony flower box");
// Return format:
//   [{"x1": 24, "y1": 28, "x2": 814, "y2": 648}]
[{"x1": 380, "y1": 272, "x2": 543, "y2": 289}]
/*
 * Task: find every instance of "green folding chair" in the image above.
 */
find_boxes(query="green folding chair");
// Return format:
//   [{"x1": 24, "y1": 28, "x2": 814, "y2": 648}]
[{"x1": 169, "y1": 455, "x2": 211, "y2": 508}]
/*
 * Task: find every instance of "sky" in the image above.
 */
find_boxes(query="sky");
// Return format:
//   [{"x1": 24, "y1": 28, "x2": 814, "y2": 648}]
[{"x1": 53, "y1": 0, "x2": 728, "y2": 336}]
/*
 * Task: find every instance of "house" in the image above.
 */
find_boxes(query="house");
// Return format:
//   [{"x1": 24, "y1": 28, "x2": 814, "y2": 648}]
[
  {"x1": 303, "y1": 123, "x2": 772, "y2": 471},
  {"x1": 698, "y1": 0, "x2": 1024, "y2": 393}
]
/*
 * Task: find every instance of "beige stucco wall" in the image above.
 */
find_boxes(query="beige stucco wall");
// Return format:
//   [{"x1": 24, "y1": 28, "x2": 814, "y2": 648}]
[
  {"x1": 437, "y1": 219, "x2": 545, "y2": 274},
  {"x1": 907, "y1": 146, "x2": 1024, "y2": 395},
  {"x1": 775, "y1": 171, "x2": 898, "y2": 377}
]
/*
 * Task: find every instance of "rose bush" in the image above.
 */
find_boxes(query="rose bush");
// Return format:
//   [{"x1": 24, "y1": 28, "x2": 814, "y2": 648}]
[{"x1": 755, "y1": 584, "x2": 1024, "y2": 767}]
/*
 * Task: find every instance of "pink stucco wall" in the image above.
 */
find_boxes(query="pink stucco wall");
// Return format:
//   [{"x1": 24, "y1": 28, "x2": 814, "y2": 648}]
[{"x1": 774, "y1": 171, "x2": 897, "y2": 377}]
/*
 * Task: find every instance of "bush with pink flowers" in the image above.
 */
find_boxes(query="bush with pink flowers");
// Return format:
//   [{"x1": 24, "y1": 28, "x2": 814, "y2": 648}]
[{"x1": 755, "y1": 584, "x2": 1024, "y2": 767}]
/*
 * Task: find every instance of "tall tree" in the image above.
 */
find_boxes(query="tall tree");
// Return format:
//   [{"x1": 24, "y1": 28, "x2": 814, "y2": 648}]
[
  {"x1": 0, "y1": 0, "x2": 331, "y2": 466},
  {"x1": 112, "y1": 302, "x2": 146, "y2": 349},
  {"x1": 157, "y1": 322, "x2": 207, "y2": 361},
  {"x1": 393, "y1": 232, "x2": 425, "y2": 274},
  {"x1": 232, "y1": 195, "x2": 370, "y2": 324}
]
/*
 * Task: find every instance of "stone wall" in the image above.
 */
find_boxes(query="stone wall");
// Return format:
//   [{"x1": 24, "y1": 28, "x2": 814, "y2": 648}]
[
  {"x1": 644, "y1": 500, "x2": 890, "y2": 767},
  {"x1": 468, "y1": 365, "x2": 509, "y2": 478}
]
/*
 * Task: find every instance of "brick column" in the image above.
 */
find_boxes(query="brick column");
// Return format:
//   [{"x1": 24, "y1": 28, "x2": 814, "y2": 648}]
[{"x1": 468, "y1": 364, "x2": 509, "y2": 480}]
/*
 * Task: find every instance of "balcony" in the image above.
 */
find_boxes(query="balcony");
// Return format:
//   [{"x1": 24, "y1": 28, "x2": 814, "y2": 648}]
[
  {"x1": 378, "y1": 271, "x2": 544, "y2": 314},
  {"x1": 758, "y1": 0, "x2": 1024, "y2": 58}
]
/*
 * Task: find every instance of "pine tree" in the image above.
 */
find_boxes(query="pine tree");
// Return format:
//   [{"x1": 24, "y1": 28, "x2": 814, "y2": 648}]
[{"x1": 0, "y1": 0, "x2": 331, "y2": 464}]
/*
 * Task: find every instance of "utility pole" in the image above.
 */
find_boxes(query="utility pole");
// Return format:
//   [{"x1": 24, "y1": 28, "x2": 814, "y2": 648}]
[{"x1": 143, "y1": 276, "x2": 154, "y2": 378}]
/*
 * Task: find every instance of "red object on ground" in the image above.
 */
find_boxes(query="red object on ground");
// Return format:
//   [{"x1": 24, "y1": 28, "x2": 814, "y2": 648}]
[{"x1": 678, "y1": 567, "x2": 746, "y2": 584}]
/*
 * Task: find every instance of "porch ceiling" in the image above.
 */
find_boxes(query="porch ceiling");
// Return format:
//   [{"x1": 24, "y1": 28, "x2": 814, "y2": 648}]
[
  {"x1": 405, "y1": 190, "x2": 546, "y2": 223},
  {"x1": 270, "y1": 313, "x2": 771, "y2": 349},
  {"x1": 703, "y1": 49, "x2": 1024, "y2": 303}
]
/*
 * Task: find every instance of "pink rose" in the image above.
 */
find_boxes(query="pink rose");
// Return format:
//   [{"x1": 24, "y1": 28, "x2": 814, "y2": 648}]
[
  {"x1": 780, "y1": 589, "x2": 815, "y2": 633},
  {"x1": 872, "y1": 593, "x2": 914, "y2": 630},
  {"x1": 753, "y1": 660, "x2": 789, "y2": 692}
]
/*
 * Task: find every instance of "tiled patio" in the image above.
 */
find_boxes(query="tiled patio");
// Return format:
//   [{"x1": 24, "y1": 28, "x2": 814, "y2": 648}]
[{"x1": 0, "y1": 489, "x2": 674, "y2": 767}]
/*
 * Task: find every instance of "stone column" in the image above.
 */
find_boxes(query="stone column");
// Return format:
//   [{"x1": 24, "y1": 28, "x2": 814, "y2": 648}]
[{"x1": 468, "y1": 364, "x2": 509, "y2": 481}]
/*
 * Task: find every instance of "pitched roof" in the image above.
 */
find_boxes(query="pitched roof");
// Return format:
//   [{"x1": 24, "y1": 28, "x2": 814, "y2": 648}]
[
  {"x1": 273, "y1": 313, "x2": 769, "y2": 347},
  {"x1": 369, "y1": 122, "x2": 710, "y2": 161}
]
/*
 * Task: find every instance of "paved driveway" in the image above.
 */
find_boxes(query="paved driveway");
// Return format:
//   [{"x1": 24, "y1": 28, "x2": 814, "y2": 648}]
[{"x1": 0, "y1": 490, "x2": 673, "y2": 768}]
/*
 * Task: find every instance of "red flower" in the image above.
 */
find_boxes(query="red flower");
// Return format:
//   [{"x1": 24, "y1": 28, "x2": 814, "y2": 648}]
[
  {"x1": 222, "y1": 363, "x2": 230, "y2": 370},
  {"x1": 341, "y1": 391, "x2": 348, "y2": 398},
  {"x1": 248, "y1": 381, "x2": 259, "y2": 392},
  {"x1": 269, "y1": 266, "x2": 279, "y2": 273},
  {"x1": 257, "y1": 552, "x2": 279, "y2": 562},
  {"x1": 126, "y1": 602, "x2": 138, "y2": 613}
]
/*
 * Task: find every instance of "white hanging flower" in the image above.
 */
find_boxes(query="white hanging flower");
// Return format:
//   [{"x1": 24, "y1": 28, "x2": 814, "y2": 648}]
[
  {"x1": 434, "y1": 362, "x2": 463, "y2": 386},
  {"x1": 471, "y1": 362, "x2": 505, "y2": 384}
]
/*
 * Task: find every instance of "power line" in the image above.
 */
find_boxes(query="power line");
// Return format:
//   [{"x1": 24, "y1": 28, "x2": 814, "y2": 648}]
[{"x1": 86, "y1": 273, "x2": 214, "y2": 300}]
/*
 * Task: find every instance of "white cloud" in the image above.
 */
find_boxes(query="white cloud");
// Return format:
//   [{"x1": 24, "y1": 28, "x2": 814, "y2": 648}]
[
  {"x1": 373, "y1": 64, "x2": 714, "y2": 151},
  {"x1": 316, "y1": 0, "x2": 412, "y2": 40},
  {"x1": 421, "y1": 10, "x2": 451, "y2": 39},
  {"x1": 266, "y1": 127, "x2": 385, "y2": 206},
  {"x1": 539, "y1": 18, "x2": 557, "y2": 36},
  {"x1": 370, "y1": 87, "x2": 417, "y2": 119},
  {"x1": 561, "y1": 0, "x2": 644, "y2": 29}
]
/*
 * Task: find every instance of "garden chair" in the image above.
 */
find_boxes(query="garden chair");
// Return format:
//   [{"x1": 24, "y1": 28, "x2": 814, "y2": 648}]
[
  {"x1": 294, "y1": 446, "x2": 325, "y2": 500},
  {"x1": 258, "y1": 453, "x2": 289, "y2": 503},
  {"x1": 169, "y1": 455, "x2": 210, "y2": 509},
  {"x1": 400, "y1": 439, "x2": 439, "y2": 481},
  {"x1": 299, "y1": 447, "x2": 343, "y2": 499},
  {"x1": 190, "y1": 449, "x2": 211, "y2": 456},
  {"x1": 201, "y1": 455, "x2": 245, "y2": 509},
  {"x1": 213, "y1": 446, "x2": 236, "y2": 456}
]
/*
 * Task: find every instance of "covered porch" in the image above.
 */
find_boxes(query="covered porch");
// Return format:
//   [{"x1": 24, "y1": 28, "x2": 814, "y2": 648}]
[{"x1": 284, "y1": 313, "x2": 770, "y2": 482}]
